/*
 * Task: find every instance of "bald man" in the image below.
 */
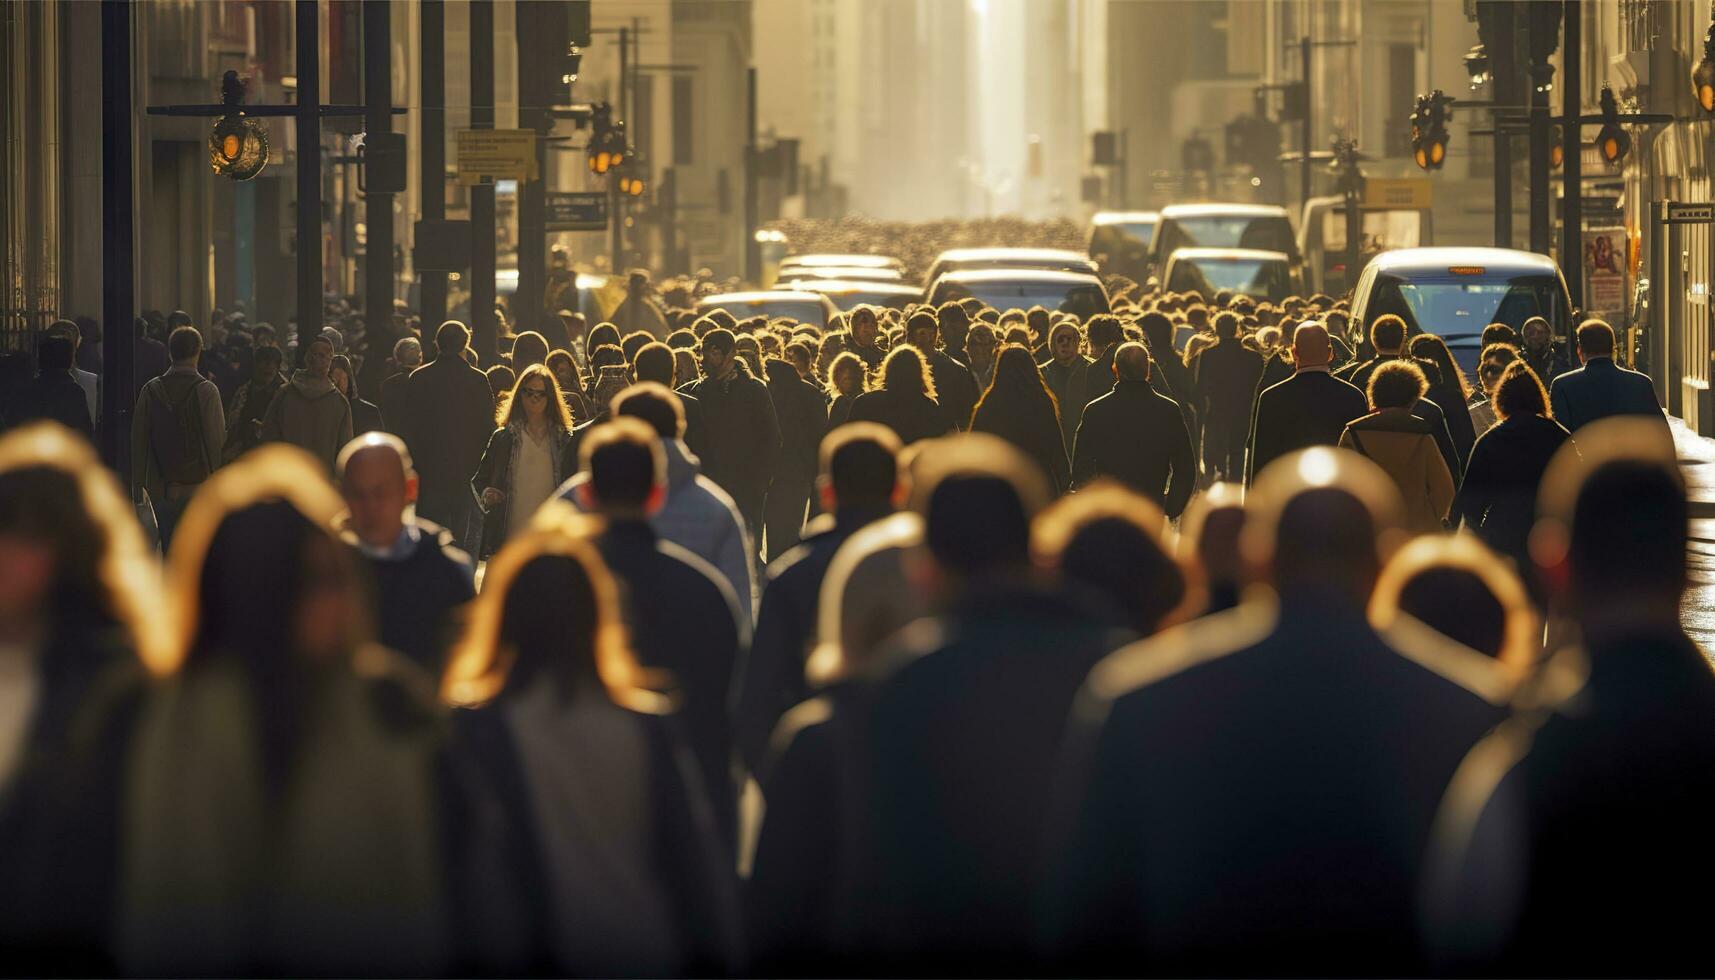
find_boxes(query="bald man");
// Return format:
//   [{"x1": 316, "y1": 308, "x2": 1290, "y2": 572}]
[
  {"x1": 1070, "y1": 342, "x2": 1197, "y2": 516},
  {"x1": 1244, "y1": 320, "x2": 1368, "y2": 485},
  {"x1": 1044, "y1": 448, "x2": 1507, "y2": 975},
  {"x1": 337, "y1": 433, "x2": 474, "y2": 671}
]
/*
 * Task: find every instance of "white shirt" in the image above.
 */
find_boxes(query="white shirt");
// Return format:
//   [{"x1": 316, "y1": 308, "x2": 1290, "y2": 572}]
[
  {"x1": 0, "y1": 640, "x2": 41, "y2": 790},
  {"x1": 508, "y1": 428, "x2": 558, "y2": 538}
]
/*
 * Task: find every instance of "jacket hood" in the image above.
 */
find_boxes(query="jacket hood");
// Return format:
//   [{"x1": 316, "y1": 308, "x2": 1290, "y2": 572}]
[
  {"x1": 289, "y1": 370, "x2": 339, "y2": 399},
  {"x1": 765, "y1": 359, "x2": 799, "y2": 385}
]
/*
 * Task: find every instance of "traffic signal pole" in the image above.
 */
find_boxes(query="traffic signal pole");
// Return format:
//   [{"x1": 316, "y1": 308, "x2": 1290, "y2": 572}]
[
  {"x1": 296, "y1": 0, "x2": 322, "y2": 359},
  {"x1": 363, "y1": 0, "x2": 394, "y2": 357},
  {"x1": 471, "y1": 0, "x2": 497, "y2": 363},
  {"x1": 1300, "y1": 36, "x2": 1312, "y2": 210},
  {"x1": 420, "y1": 0, "x2": 447, "y2": 329},
  {"x1": 1560, "y1": 1, "x2": 1583, "y2": 309}
]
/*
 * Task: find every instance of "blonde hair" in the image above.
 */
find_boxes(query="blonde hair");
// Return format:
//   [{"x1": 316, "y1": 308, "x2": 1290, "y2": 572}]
[
  {"x1": 1369, "y1": 534, "x2": 1540, "y2": 676},
  {"x1": 440, "y1": 502, "x2": 669, "y2": 713},
  {"x1": 154, "y1": 443, "x2": 352, "y2": 677},
  {"x1": 0, "y1": 423, "x2": 168, "y2": 668}
]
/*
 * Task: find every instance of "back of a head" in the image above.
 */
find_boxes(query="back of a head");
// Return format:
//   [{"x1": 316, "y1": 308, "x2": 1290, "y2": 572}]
[
  {"x1": 36, "y1": 336, "x2": 74, "y2": 372},
  {"x1": 910, "y1": 433, "x2": 1048, "y2": 580},
  {"x1": 1087, "y1": 314, "x2": 1124, "y2": 349},
  {"x1": 821, "y1": 422, "x2": 901, "y2": 508},
  {"x1": 1576, "y1": 318, "x2": 1616, "y2": 357},
  {"x1": 1034, "y1": 483, "x2": 1184, "y2": 635},
  {"x1": 881, "y1": 344, "x2": 932, "y2": 396},
  {"x1": 1213, "y1": 311, "x2": 1242, "y2": 339},
  {"x1": 1113, "y1": 341, "x2": 1151, "y2": 382},
  {"x1": 1137, "y1": 310, "x2": 1173, "y2": 345},
  {"x1": 1368, "y1": 359, "x2": 1427, "y2": 411},
  {"x1": 1371, "y1": 534, "x2": 1537, "y2": 674},
  {"x1": 1246, "y1": 448, "x2": 1405, "y2": 602},
  {"x1": 1481, "y1": 322, "x2": 1521, "y2": 349},
  {"x1": 1369, "y1": 313, "x2": 1407, "y2": 353},
  {"x1": 580, "y1": 418, "x2": 667, "y2": 510},
  {"x1": 612, "y1": 381, "x2": 687, "y2": 440},
  {"x1": 632, "y1": 342, "x2": 677, "y2": 386},
  {"x1": 1493, "y1": 361, "x2": 1549, "y2": 420},
  {"x1": 513, "y1": 331, "x2": 549, "y2": 368},
  {"x1": 435, "y1": 320, "x2": 470, "y2": 358},
  {"x1": 702, "y1": 327, "x2": 737, "y2": 356},
  {"x1": 167, "y1": 325, "x2": 202, "y2": 362}
]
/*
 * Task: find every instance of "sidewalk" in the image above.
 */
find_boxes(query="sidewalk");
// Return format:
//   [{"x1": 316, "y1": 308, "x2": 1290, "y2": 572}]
[{"x1": 1669, "y1": 418, "x2": 1715, "y2": 656}]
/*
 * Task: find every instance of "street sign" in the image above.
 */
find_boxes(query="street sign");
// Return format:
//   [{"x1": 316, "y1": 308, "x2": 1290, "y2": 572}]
[
  {"x1": 546, "y1": 191, "x2": 608, "y2": 232},
  {"x1": 456, "y1": 129, "x2": 537, "y2": 184},
  {"x1": 1666, "y1": 203, "x2": 1714, "y2": 224},
  {"x1": 1363, "y1": 178, "x2": 1432, "y2": 210}
]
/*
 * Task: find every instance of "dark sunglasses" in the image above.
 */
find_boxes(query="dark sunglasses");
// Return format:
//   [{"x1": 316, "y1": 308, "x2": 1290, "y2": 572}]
[{"x1": 522, "y1": 386, "x2": 549, "y2": 399}]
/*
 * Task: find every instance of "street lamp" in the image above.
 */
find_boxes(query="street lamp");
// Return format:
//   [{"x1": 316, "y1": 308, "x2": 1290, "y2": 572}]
[
  {"x1": 208, "y1": 71, "x2": 268, "y2": 180},
  {"x1": 1596, "y1": 86, "x2": 1631, "y2": 165},
  {"x1": 1696, "y1": 16, "x2": 1715, "y2": 114}
]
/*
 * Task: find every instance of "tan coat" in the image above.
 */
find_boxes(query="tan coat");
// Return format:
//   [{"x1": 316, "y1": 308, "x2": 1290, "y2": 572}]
[{"x1": 1338, "y1": 407, "x2": 1454, "y2": 534}]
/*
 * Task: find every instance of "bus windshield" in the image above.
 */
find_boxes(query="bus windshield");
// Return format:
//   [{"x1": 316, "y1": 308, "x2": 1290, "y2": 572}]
[
  {"x1": 1167, "y1": 257, "x2": 1294, "y2": 301},
  {"x1": 1369, "y1": 273, "x2": 1567, "y2": 338}
]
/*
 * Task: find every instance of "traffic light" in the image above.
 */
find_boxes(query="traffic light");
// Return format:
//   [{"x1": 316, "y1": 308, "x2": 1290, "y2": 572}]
[
  {"x1": 1596, "y1": 85, "x2": 1631, "y2": 165},
  {"x1": 1411, "y1": 90, "x2": 1451, "y2": 171},
  {"x1": 586, "y1": 103, "x2": 630, "y2": 175},
  {"x1": 1550, "y1": 124, "x2": 1563, "y2": 170}
]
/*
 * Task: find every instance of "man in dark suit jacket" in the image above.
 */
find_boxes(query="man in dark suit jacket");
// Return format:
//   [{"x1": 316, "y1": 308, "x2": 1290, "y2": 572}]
[
  {"x1": 400, "y1": 320, "x2": 495, "y2": 541},
  {"x1": 1044, "y1": 449, "x2": 1507, "y2": 976},
  {"x1": 1246, "y1": 322, "x2": 1368, "y2": 484},
  {"x1": 1071, "y1": 342, "x2": 1197, "y2": 516},
  {"x1": 1549, "y1": 318, "x2": 1665, "y2": 433}
]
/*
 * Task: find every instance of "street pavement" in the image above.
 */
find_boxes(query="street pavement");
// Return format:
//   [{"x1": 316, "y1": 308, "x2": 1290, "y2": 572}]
[{"x1": 1671, "y1": 417, "x2": 1715, "y2": 658}]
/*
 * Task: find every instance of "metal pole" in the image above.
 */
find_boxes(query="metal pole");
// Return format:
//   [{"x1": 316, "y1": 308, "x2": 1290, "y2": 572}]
[
  {"x1": 1300, "y1": 36, "x2": 1312, "y2": 210},
  {"x1": 1495, "y1": 129, "x2": 1513, "y2": 247},
  {"x1": 420, "y1": 0, "x2": 447, "y2": 328},
  {"x1": 611, "y1": 27, "x2": 627, "y2": 273},
  {"x1": 1559, "y1": 0, "x2": 1583, "y2": 309},
  {"x1": 363, "y1": 0, "x2": 394, "y2": 359},
  {"x1": 100, "y1": 0, "x2": 136, "y2": 481},
  {"x1": 296, "y1": 0, "x2": 322, "y2": 360},
  {"x1": 515, "y1": 0, "x2": 544, "y2": 332},
  {"x1": 470, "y1": 0, "x2": 497, "y2": 363},
  {"x1": 744, "y1": 65, "x2": 760, "y2": 284}
]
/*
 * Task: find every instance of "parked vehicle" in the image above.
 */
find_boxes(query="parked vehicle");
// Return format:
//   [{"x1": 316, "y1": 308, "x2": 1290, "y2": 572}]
[
  {"x1": 776, "y1": 266, "x2": 906, "y2": 285},
  {"x1": 1149, "y1": 203, "x2": 1298, "y2": 279},
  {"x1": 1348, "y1": 247, "x2": 1573, "y2": 374},
  {"x1": 922, "y1": 247, "x2": 1098, "y2": 288},
  {"x1": 1161, "y1": 247, "x2": 1299, "y2": 303},
  {"x1": 781, "y1": 278, "x2": 921, "y2": 312},
  {"x1": 697, "y1": 290, "x2": 840, "y2": 330},
  {"x1": 925, "y1": 269, "x2": 1110, "y2": 319},
  {"x1": 1087, "y1": 210, "x2": 1160, "y2": 283},
  {"x1": 1298, "y1": 195, "x2": 1430, "y2": 297}
]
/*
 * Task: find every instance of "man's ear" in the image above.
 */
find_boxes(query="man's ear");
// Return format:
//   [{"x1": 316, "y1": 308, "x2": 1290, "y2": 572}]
[
  {"x1": 817, "y1": 475, "x2": 836, "y2": 513},
  {"x1": 646, "y1": 483, "x2": 667, "y2": 516},
  {"x1": 576, "y1": 482, "x2": 598, "y2": 510},
  {"x1": 404, "y1": 472, "x2": 420, "y2": 506}
]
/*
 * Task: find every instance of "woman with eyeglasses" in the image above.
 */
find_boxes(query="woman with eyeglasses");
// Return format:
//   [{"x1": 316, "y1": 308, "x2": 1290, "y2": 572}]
[{"x1": 471, "y1": 364, "x2": 576, "y2": 559}]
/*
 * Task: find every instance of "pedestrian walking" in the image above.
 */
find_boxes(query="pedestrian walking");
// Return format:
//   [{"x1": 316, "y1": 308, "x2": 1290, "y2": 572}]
[
  {"x1": 221, "y1": 345, "x2": 285, "y2": 463},
  {"x1": 336, "y1": 433, "x2": 474, "y2": 674},
  {"x1": 1039, "y1": 320, "x2": 1096, "y2": 452},
  {"x1": 847, "y1": 345, "x2": 953, "y2": 446},
  {"x1": 1548, "y1": 318, "x2": 1666, "y2": 432},
  {"x1": 261, "y1": 335, "x2": 353, "y2": 473},
  {"x1": 1190, "y1": 312, "x2": 1264, "y2": 481},
  {"x1": 824, "y1": 351, "x2": 866, "y2": 429},
  {"x1": 329, "y1": 353, "x2": 382, "y2": 435},
  {"x1": 17, "y1": 337, "x2": 93, "y2": 440},
  {"x1": 1032, "y1": 483, "x2": 1187, "y2": 636},
  {"x1": 1339, "y1": 360, "x2": 1456, "y2": 534},
  {"x1": 441, "y1": 509, "x2": 740, "y2": 976},
  {"x1": 571, "y1": 419, "x2": 747, "y2": 848},
  {"x1": 0, "y1": 424, "x2": 156, "y2": 974},
  {"x1": 763, "y1": 357, "x2": 829, "y2": 561},
  {"x1": 400, "y1": 320, "x2": 493, "y2": 543},
  {"x1": 119, "y1": 446, "x2": 447, "y2": 977},
  {"x1": 131, "y1": 326, "x2": 225, "y2": 547},
  {"x1": 471, "y1": 364, "x2": 577, "y2": 558},
  {"x1": 1369, "y1": 534, "x2": 1538, "y2": 675},
  {"x1": 971, "y1": 344, "x2": 1070, "y2": 494},
  {"x1": 1245, "y1": 321, "x2": 1366, "y2": 484},
  {"x1": 905, "y1": 310, "x2": 979, "y2": 430},
  {"x1": 1070, "y1": 342, "x2": 1196, "y2": 515},
  {"x1": 1453, "y1": 361, "x2": 1570, "y2": 577},
  {"x1": 1409, "y1": 333, "x2": 1479, "y2": 468},
  {"x1": 682, "y1": 327, "x2": 781, "y2": 545},
  {"x1": 1044, "y1": 448, "x2": 1506, "y2": 975},
  {"x1": 1425, "y1": 419, "x2": 1714, "y2": 976}
]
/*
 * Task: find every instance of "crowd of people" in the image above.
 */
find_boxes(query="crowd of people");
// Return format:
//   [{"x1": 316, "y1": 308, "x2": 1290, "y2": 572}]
[{"x1": 0, "y1": 256, "x2": 1707, "y2": 976}]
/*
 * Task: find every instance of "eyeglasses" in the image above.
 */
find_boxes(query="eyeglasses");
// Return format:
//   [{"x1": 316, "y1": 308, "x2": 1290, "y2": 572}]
[{"x1": 522, "y1": 387, "x2": 549, "y2": 400}]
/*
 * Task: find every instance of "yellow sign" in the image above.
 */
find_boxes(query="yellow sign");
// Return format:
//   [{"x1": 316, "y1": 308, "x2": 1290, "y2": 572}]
[
  {"x1": 1363, "y1": 178, "x2": 1432, "y2": 210},
  {"x1": 456, "y1": 129, "x2": 537, "y2": 184}
]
